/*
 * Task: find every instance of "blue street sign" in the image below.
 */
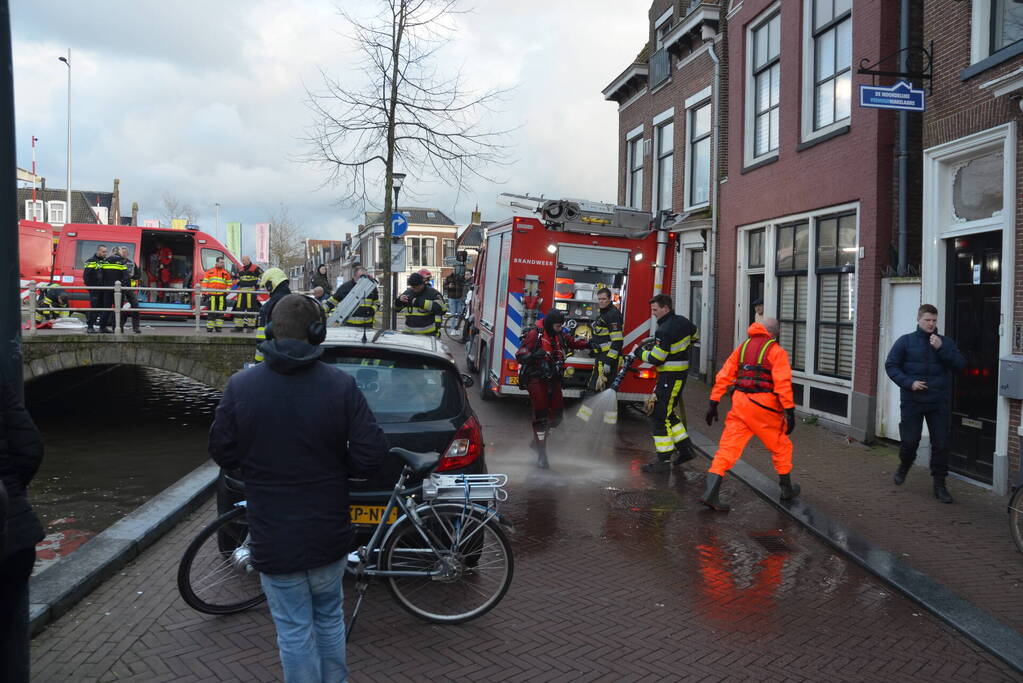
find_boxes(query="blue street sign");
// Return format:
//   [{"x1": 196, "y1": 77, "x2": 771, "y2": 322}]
[
  {"x1": 391, "y1": 212, "x2": 409, "y2": 237},
  {"x1": 859, "y1": 80, "x2": 925, "y2": 112}
]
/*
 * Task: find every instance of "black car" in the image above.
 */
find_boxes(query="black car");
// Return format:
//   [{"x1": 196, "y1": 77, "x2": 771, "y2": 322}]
[{"x1": 217, "y1": 328, "x2": 485, "y2": 530}]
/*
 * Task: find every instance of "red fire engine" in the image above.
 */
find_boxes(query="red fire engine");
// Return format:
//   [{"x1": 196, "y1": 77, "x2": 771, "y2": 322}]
[{"x1": 466, "y1": 195, "x2": 677, "y2": 404}]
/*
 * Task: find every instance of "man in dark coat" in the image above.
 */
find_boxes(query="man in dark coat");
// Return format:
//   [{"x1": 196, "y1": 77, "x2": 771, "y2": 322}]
[
  {"x1": 82, "y1": 244, "x2": 107, "y2": 333},
  {"x1": 885, "y1": 303, "x2": 966, "y2": 503},
  {"x1": 209, "y1": 294, "x2": 387, "y2": 682},
  {"x1": 0, "y1": 377, "x2": 45, "y2": 683}
]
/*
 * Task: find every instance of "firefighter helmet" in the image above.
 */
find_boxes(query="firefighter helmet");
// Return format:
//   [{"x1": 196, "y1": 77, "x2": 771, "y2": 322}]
[{"x1": 260, "y1": 267, "x2": 288, "y2": 291}]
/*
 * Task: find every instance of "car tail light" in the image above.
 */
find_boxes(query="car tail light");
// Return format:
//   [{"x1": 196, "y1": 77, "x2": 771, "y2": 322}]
[
  {"x1": 438, "y1": 415, "x2": 483, "y2": 472},
  {"x1": 507, "y1": 360, "x2": 519, "y2": 372},
  {"x1": 637, "y1": 369, "x2": 656, "y2": 379}
]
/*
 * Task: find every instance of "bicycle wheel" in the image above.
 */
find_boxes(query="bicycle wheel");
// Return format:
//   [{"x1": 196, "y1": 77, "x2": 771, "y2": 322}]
[
  {"x1": 177, "y1": 506, "x2": 266, "y2": 615},
  {"x1": 443, "y1": 314, "x2": 465, "y2": 343},
  {"x1": 383, "y1": 504, "x2": 513, "y2": 624},
  {"x1": 1010, "y1": 487, "x2": 1023, "y2": 555}
]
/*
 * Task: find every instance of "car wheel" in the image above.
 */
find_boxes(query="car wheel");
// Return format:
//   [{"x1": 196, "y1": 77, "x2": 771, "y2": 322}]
[
  {"x1": 466, "y1": 329, "x2": 479, "y2": 373},
  {"x1": 479, "y1": 345, "x2": 494, "y2": 402}
]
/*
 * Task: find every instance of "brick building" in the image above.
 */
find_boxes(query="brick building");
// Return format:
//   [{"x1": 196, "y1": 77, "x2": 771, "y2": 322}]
[
  {"x1": 353, "y1": 207, "x2": 459, "y2": 285},
  {"x1": 920, "y1": 0, "x2": 1023, "y2": 493},
  {"x1": 603, "y1": 0, "x2": 723, "y2": 377}
]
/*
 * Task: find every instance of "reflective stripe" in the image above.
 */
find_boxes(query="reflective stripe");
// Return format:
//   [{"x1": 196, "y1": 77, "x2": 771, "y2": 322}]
[
  {"x1": 603, "y1": 411, "x2": 618, "y2": 425},
  {"x1": 648, "y1": 345, "x2": 668, "y2": 362},
  {"x1": 660, "y1": 362, "x2": 689, "y2": 372},
  {"x1": 577, "y1": 405, "x2": 593, "y2": 421},
  {"x1": 653, "y1": 435, "x2": 674, "y2": 453},
  {"x1": 669, "y1": 421, "x2": 688, "y2": 443}
]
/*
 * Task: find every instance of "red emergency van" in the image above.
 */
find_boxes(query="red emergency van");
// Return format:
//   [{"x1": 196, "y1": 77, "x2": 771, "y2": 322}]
[
  {"x1": 18, "y1": 220, "x2": 243, "y2": 318},
  {"x1": 466, "y1": 211, "x2": 674, "y2": 404}
]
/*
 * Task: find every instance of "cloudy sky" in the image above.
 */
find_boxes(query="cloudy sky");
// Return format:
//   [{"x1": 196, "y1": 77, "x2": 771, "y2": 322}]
[{"x1": 11, "y1": 0, "x2": 648, "y2": 244}]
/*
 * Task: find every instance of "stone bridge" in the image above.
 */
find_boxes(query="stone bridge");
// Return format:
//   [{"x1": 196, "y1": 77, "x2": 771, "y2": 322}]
[{"x1": 20, "y1": 332, "x2": 255, "y2": 390}]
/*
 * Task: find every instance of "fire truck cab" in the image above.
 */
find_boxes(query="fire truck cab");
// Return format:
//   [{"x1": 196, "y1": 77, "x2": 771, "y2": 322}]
[{"x1": 467, "y1": 198, "x2": 676, "y2": 403}]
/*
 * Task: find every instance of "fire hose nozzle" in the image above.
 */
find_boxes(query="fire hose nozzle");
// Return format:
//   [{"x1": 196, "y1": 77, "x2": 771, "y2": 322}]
[{"x1": 609, "y1": 354, "x2": 636, "y2": 391}]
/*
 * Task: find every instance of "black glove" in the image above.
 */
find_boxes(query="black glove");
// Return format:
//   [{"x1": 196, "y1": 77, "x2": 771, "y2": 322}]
[
  {"x1": 705, "y1": 401, "x2": 719, "y2": 426},
  {"x1": 785, "y1": 408, "x2": 796, "y2": 435}
]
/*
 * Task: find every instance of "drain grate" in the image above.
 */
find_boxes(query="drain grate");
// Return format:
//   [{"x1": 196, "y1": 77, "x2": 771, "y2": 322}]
[
  {"x1": 609, "y1": 489, "x2": 684, "y2": 512},
  {"x1": 748, "y1": 532, "x2": 794, "y2": 554}
]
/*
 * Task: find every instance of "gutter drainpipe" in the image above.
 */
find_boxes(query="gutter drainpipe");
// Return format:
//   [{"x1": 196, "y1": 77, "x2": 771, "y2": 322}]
[
  {"x1": 707, "y1": 36, "x2": 721, "y2": 375},
  {"x1": 897, "y1": 0, "x2": 909, "y2": 275}
]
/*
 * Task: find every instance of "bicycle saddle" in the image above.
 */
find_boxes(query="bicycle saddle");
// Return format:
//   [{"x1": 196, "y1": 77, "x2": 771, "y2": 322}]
[{"x1": 390, "y1": 447, "x2": 440, "y2": 475}]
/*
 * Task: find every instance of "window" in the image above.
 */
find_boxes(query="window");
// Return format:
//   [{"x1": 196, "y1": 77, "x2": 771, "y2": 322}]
[
  {"x1": 992, "y1": 1, "x2": 1023, "y2": 53},
  {"x1": 815, "y1": 214, "x2": 855, "y2": 379},
  {"x1": 74, "y1": 241, "x2": 135, "y2": 269},
  {"x1": 687, "y1": 103, "x2": 712, "y2": 207},
  {"x1": 47, "y1": 200, "x2": 67, "y2": 224},
  {"x1": 775, "y1": 222, "x2": 808, "y2": 371},
  {"x1": 809, "y1": 0, "x2": 852, "y2": 132},
  {"x1": 443, "y1": 238, "x2": 456, "y2": 263},
  {"x1": 627, "y1": 135, "x2": 644, "y2": 209},
  {"x1": 748, "y1": 228, "x2": 765, "y2": 268},
  {"x1": 655, "y1": 121, "x2": 674, "y2": 212},
  {"x1": 24, "y1": 200, "x2": 43, "y2": 221},
  {"x1": 749, "y1": 11, "x2": 781, "y2": 160},
  {"x1": 201, "y1": 248, "x2": 226, "y2": 270},
  {"x1": 407, "y1": 236, "x2": 435, "y2": 267}
]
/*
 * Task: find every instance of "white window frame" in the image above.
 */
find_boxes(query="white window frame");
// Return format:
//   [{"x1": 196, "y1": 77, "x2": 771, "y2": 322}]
[
  {"x1": 46, "y1": 200, "x2": 67, "y2": 224},
  {"x1": 744, "y1": 3, "x2": 782, "y2": 168},
  {"x1": 443, "y1": 238, "x2": 456, "y2": 263},
  {"x1": 801, "y1": 0, "x2": 853, "y2": 144},
  {"x1": 654, "y1": 7, "x2": 674, "y2": 49},
  {"x1": 406, "y1": 235, "x2": 436, "y2": 268},
  {"x1": 625, "y1": 124, "x2": 645, "y2": 209},
  {"x1": 24, "y1": 200, "x2": 43, "y2": 221},
  {"x1": 972, "y1": 1, "x2": 1023, "y2": 64},
  {"x1": 652, "y1": 109, "x2": 675, "y2": 213},
  {"x1": 685, "y1": 97, "x2": 713, "y2": 211}
]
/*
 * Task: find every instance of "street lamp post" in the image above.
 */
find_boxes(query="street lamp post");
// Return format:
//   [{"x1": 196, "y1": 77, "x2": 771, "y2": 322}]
[
  {"x1": 58, "y1": 49, "x2": 71, "y2": 227},
  {"x1": 391, "y1": 173, "x2": 406, "y2": 330}
]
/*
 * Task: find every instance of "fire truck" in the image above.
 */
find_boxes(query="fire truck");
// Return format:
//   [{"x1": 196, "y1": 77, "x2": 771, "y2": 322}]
[{"x1": 466, "y1": 194, "x2": 678, "y2": 404}]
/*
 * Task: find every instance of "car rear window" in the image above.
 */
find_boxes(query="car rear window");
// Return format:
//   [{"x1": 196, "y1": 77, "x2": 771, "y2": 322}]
[{"x1": 324, "y1": 353, "x2": 462, "y2": 423}]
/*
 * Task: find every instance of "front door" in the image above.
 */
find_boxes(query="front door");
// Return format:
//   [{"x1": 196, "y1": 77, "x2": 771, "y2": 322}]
[{"x1": 946, "y1": 231, "x2": 1000, "y2": 484}]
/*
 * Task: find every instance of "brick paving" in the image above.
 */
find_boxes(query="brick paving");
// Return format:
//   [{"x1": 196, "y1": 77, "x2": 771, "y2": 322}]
[
  {"x1": 29, "y1": 384, "x2": 1022, "y2": 682},
  {"x1": 682, "y1": 377, "x2": 1023, "y2": 636}
]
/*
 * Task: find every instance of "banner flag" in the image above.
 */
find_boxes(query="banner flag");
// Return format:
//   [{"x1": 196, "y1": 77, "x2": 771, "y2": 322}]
[
  {"x1": 255, "y1": 222, "x2": 270, "y2": 263},
  {"x1": 170, "y1": 218, "x2": 187, "y2": 230},
  {"x1": 142, "y1": 219, "x2": 160, "y2": 228},
  {"x1": 225, "y1": 222, "x2": 242, "y2": 257}
]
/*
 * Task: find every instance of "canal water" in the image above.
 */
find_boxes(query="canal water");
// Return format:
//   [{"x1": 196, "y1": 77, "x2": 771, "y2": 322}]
[{"x1": 24, "y1": 364, "x2": 220, "y2": 571}]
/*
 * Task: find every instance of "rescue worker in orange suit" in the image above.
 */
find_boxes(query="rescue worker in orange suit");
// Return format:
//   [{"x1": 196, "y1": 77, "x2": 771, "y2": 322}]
[
  {"x1": 515, "y1": 310, "x2": 589, "y2": 469},
  {"x1": 701, "y1": 317, "x2": 800, "y2": 511},
  {"x1": 231, "y1": 256, "x2": 263, "y2": 332},
  {"x1": 200, "y1": 256, "x2": 232, "y2": 333},
  {"x1": 638, "y1": 294, "x2": 699, "y2": 472}
]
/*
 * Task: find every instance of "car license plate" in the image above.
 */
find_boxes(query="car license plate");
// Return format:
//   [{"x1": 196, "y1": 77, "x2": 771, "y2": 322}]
[
  {"x1": 351, "y1": 505, "x2": 399, "y2": 526},
  {"x1": 507, "y1": 376, "x2": 519, "y2": 385}
]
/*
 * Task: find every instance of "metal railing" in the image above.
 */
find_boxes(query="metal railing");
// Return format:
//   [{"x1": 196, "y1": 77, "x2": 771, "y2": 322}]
[{"x1": 21, "y1": 281, "x2": 262, "y2": 336}]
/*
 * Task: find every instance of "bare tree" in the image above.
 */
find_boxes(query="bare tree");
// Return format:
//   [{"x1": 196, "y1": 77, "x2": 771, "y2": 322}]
[
  {"x1": 160, "y1": 193, "x2": 199, "y2": 226},
  {"x1": 303, "y1": 0, "x2": 511, "y2": 328},
  {"x1": 267, "y1": 204, "x2": 306, "y2": 270}
]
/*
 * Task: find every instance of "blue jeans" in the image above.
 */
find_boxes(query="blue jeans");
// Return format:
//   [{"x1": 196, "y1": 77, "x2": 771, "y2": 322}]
[
  {"x1": 448, "y1": 297, "x2": 463, "y2": 317},
  {"x1": 260, "y1": 560, "x2": 348, "y2": 683}
]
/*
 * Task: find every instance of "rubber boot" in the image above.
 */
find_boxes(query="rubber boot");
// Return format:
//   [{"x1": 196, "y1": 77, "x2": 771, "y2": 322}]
[
  {"x1": 933, "y1": 476, "x2": 954, "y2": 504},
  {"x1": 779, "y1": 473, "x2": 801, "y2": 500},
  {"x1": 699, "y1": 473, "x2": 731, "y2": 511},
  {"x1": 672, "y1": 440, "x2": 696, "y2": 469},
  {"x1": 893, "y1": 463, "x2": 910, "y2": 486},
  {"x1": 531, "y1": 420, "x2": 549, "y2": 469},
  {"x1": 641, "y1": 454, "x2": 672, "y2": 473}
]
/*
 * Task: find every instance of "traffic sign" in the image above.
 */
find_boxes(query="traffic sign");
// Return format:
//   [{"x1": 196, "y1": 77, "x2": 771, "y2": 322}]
[
  {"x1": 391, "y1": 242, "x2": 407, "y2": 272},
  {"x1": 391, "y1": 212, "x2": 409, "y2": 237},
  {"x1": 859, "y1": 80, "x2": 925, "y2": 112}
]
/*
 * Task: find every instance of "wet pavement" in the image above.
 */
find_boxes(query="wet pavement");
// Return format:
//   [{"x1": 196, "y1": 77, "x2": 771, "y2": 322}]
[{"x1": 28, "y1": 347, "x2": 1023, "y2": 681}]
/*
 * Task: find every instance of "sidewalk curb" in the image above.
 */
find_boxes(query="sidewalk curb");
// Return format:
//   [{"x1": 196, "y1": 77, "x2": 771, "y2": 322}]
[
  {"x1": 28, "y1": 461, "x2": 218, "y2": 636},
  {"x1": 686, "y1": 429, "x2": 1023, "y2": 675}
]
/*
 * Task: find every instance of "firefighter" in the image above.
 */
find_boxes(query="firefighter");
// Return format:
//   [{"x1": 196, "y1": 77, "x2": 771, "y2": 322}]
[
  {"x1": 99, "y1": 247, "x2": 129, "y2": 333},
  {"x1": 34, "y1": 284, "x2": 69, "y2": 326},
  {"x1": 701, "y1": 318, "x2": 799, "y2": 512},
  {"x1": 516, "y1": 309, "x2": 590, "y2": 468},
  {"x1": 117, "y1": 246, "x2": 141, "y2": 334},
  {"x1": 231, "y1": 255, "x2": 263, "y2": 332},
  {"x1": 588, "y1": 287, "x2": 624, "y2": 392},
  {"x1": 200, "y1": 256, "x2": 232, "y2": 333},
  {"x1": 82, "y1": 244, "x2": 107, "y2": 333},
  {"x1": 255, "y1": 267, "x2": 291, "y2": 362},
  {"x1": 325, "y1": 265, "x2": 379, "y2": 328},
  {"x1": 395, "y1": 272, "x2": 446, "y2": 336},
  {"x1": 417, "y1": 268, "x2": 445, "y2": 333},
  {"x1": 638, "y1": 294, "x2": 699, "y2": 473}
]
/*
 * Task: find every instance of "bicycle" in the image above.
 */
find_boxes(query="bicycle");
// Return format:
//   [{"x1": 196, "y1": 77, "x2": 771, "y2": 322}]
[
  {"x1": 443, "y1": 308, "x2": 470, "y2": 343},
  {"x1": 177, "y1": 447, "x2": 514, "y2": 628},
  {"x1": 1010, "y1": 473, "x2": 1023, "y2": 555}
]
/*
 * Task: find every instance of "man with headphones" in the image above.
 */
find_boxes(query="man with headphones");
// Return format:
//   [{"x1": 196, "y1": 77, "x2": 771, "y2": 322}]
[{"x1": 209, "y1": 294, "x2": 387, "y2": 683}]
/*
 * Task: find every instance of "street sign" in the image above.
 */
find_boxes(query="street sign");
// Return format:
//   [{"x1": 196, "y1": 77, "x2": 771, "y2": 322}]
[
  {"x1": 391, "y1": 242, "x2": 407, "y2": 272},
  {"x1": 859, "y1": 80, "x2": 925, "y2": 112},
  {"x1": 391, "y1": 212, "x2": 409, "y2": 237}
]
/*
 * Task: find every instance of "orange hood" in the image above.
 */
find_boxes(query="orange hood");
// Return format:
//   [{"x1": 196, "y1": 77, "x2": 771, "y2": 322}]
[{"x1": 746, "y1": 322, "x2": 772, "y2": 338}]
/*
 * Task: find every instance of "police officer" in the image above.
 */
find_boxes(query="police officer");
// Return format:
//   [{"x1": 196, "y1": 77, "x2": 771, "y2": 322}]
[
  {"x1": 702, "y1": 318, "x2": 799, "y2": 511},
  {"x1": 588, "y1": 287, "x2": 623, "y2": 392},
  {"x1": 254, "y1": 268, "x2": 291, "y2": 362},
  {"x1": 116, "y1": 247, "x2": 141, "y2": 334},
  {"x1": 232, "y1": 255, "x2": 263, "y2": 332},
  {"x1": 82, "y1": 244, "x2": 107, "y2": 333},
  {"x1": 638, "y1": 294, "x2": 699, "y2": 472},
  {"x1": 325, "y1": 265, "x2": 379, "y2": 328},
  {"x1": 395, "y1": 272, "x2": 446, "y2": 336},
  {"x1": 99, "y1": 247, "x2": 129, "y2": 333}
]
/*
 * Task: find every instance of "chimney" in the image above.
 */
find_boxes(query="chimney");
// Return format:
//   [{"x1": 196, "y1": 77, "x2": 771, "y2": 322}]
[
  {"x1": 110, "y1": 179, "x2": 121, "y2": 225},
  {"x1": 130, "y1": 202, "x2": 139, "y2": 227}
]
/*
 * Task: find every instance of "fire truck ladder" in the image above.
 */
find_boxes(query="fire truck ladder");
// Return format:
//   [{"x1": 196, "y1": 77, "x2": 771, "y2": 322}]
[
  {"x1": 325, "y1": 276, "x2": 379, "y2": 327},
  {"x1": 498, "y1": 192, "x2": 653, "y2": 238}
]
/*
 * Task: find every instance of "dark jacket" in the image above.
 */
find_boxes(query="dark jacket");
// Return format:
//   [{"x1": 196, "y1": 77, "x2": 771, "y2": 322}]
[
  {"x1": 257, "y1": 283, "x2": 292, "y2": 330},
  {"x1": 310, "y1": 268, "x2": 332, "y2": 293},
  {"x1": 101, "y1": 253, "x2": 129, "y2": 286},
  {"x1": 328, "y1": 276, "x2": 379, "y2": 326},
  {"x1": 0, "y1": 381, "x2": 44, "y2": 559},
  {"x1": 83, "y1": 253, "x2": 105, "y2": 288},
  {"x1": 885, "y1": 327, "x2": 966, "y2": 405},
  {"x1": 640, "y1": 312, "x2": 699, "y2": 373},
  {"x1": 208, "y1": 339, "x2": 388, "y2": 574},
  {"x1": 443, "y1": 273, "x2": 465, "y2": 299},
  {"x1": 590, "y1": 305, "x2": 624, "y2": 362},
  {"x1": 394, "y1": 286, "x2": 446, "y2": 333}
]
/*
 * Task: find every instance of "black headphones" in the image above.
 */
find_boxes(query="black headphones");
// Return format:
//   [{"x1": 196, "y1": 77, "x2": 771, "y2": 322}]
[{"x1": 264, "y1": 295, "x2": 327, "y2": 345}]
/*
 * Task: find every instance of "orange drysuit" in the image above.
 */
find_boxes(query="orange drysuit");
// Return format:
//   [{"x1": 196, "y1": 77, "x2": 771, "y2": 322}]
[{"x1": 708, "y1": 322, "x2": 795, "y2": 477}]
